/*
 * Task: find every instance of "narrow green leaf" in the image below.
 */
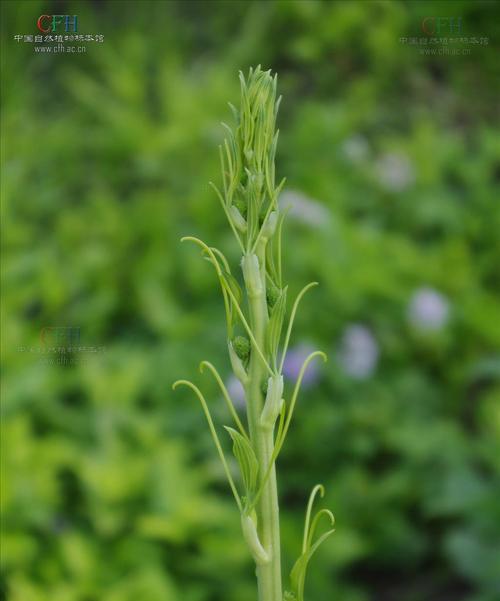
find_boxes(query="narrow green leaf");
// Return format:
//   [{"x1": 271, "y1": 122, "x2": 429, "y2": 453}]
[
  {"x1": 266, "y1": 286, "x2": 287, "y2": 366},
  {"x1": 224, "y1": 270, "x2": 243, "y2": 307},
  {"x1": 288, "y1": 484, "x2": 335, "y2": 601},
  {"x1": 279, "y1": 282, "x2": 319, "y2": 374},
  {"x1": 266, "y1": 237, "x2": 278, "y2": 285},
  {"x1": 172, "y1": 380, "x2": 242, "y2": 512},
  {"x1": 289, "y1": 528, "x2": 335, "y2": 600},
  {"x1": 224, "y1": 426, "x2": 259, "y2": 498}
]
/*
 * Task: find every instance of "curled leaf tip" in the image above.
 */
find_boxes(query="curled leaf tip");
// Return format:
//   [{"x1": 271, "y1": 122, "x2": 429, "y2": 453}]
[
  {"x1": 316, "y1": 484, "x2": 325, "y2": 498},
  {"x1": 317, "y1": 351, "x2": 328, "y2": 363},
  {"x1": 290, "y1": 483, "x2": 335, "y2": 599}
]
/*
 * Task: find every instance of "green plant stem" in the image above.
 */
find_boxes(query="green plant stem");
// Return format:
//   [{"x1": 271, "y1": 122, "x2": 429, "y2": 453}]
[{"x1": 245, "y1": 245, "x2": 282, "y2": 601}]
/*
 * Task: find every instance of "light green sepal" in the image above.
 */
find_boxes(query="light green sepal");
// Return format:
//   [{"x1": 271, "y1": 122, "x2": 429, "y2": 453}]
[
  {"x1": 260, "y1": 374, "x2": 284, "y2": 429},
  {"x1": 241, "y1": 513, "x2": 269, "y2": 566},
  {"x1": 228, "y1": 341, "x2": 249, "y2": 385},
  {"x1": 242, "y1": 253, "x2": 263, "y2": 298}
]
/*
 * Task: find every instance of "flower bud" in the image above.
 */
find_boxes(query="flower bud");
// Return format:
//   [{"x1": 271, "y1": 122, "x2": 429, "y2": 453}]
[
  {"x1": 266, "y1": 282, "x2": 280, "y2": 309},
  {"x1": 229, "y1": 205, "x2": 247, "y2": 233},
  {"x1": 234, "y1": 196, "x2": 247, "y2": 218},
  {"x1": 233, "y1": 335, "x2": 250, "y2": 364},
  {"x1": 261, "y1": 211, "x2": 278, "y2": 241}
]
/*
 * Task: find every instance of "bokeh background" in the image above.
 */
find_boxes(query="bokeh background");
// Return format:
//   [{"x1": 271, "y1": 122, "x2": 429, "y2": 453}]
[{"x1": 1, "y1": 1, "x2": 499, "y2": 600}]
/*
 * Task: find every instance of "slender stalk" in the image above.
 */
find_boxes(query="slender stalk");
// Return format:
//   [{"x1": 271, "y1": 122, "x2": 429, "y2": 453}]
[
  {"x1": 244, "y1": 247, "x2": 282, "y2": 601},
  {"x1": 175, "y1": 67, "x2": 333, "y2": 601}
]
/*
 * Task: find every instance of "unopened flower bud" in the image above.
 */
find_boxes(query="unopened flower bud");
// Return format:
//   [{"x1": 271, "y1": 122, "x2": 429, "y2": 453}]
[
  {"x1": 261, "y1": 211, "x2": 278, "y2": 241},
  {"x1": 234, "y1": 196, "x2": 247, "y2": 218},
  {"x1": 229, "y1": 205, "x2": 247, "y2": 233},
  {"x1": 233, "y1": 335, "x2": 250, "y2": 364},
  {"x1": 266, "y1": 282, "x2": 280, "y2": 309}
]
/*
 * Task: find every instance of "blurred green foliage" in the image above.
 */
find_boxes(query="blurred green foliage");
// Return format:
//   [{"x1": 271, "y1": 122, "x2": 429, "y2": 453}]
[{"x1": 1, "y1": 1, "x2": 499, "y2": 601}]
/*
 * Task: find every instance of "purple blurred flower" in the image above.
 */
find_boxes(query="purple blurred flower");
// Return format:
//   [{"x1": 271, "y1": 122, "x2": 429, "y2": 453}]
[
  {"x1": 341, "y1": 134, "x2": 369, "y2": 163},
  {"x1": 408, "y1": 287, "x2": 450, "y2": 332},
  {"x1": 338, "y1": 324, "x2": 379, "y2": 380},
  {"x1": 376, "y1": 152, "x2": 415, "y2": 192},
  {"x1": 226, "y1": 374, "x2": 246, "y2": 409},
  {"x1": 282, "y1": 343, "x2": 321, "y2": 388},
  {"x1": 279, "y1": 189, "x2": 330, "y2": 228}
]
